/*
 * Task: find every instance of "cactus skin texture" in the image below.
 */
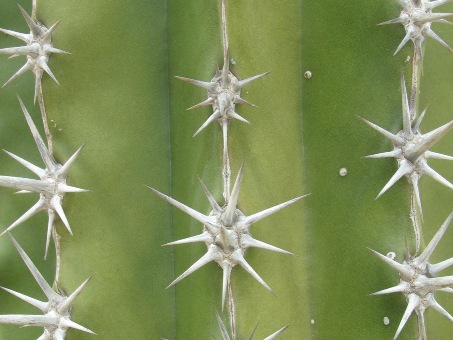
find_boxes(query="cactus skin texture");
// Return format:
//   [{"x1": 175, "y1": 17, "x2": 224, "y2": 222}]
[{"x1": 0, "y1": 0, "x2": 452, "y2": 339}]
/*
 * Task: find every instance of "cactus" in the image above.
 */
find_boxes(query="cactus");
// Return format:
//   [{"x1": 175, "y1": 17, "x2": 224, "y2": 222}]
[{"x1": 0, "y1": 0, "x2": 453, "y2": 339}]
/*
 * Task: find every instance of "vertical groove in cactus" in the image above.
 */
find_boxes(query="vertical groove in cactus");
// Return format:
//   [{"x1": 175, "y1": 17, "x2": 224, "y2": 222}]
[
  {"x1": 301, "y1": 1, "x2": 414, "y2": 338},
  {"x1": 0, "y1": 0, "x2": 452, "y2": 339},
  {"x1": 35, "y1": 0, "x2": 173, "y2": 339},
  {"x1": 416, "y1": 2, "x2": 453, "y2": 338}
]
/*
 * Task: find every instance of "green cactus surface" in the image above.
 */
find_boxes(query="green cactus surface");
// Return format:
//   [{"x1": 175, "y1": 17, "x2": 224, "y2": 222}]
[{"x1": 0, "y1": 0, "x2": 453, "y2": 339}]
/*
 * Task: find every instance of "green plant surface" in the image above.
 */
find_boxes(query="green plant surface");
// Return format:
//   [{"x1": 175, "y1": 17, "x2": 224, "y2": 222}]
[
  {"x1": 301, "y1": 1, "x2": 413, "y2": 338},
  {"x1": 42, "y1": 1, "x2": 174, "y2": 339},
  {"x1": 167, "y1": 1, "x2": 310, "y2": 338},
  {"x1": 0, "y1": 0, "x2": 453, "y2": 339},
  {"x1": 299, "y1": 1, "x2": 453, "y2": 338},
  {"x1": 0, "y1": 1, "x2": 56, "y2": 339},
  {"x1": 415, "y1": 3, "x2": 453, "y2": 338},
  {"x1": 0, "y1": 0, "x2": 174, "y2": 339}
]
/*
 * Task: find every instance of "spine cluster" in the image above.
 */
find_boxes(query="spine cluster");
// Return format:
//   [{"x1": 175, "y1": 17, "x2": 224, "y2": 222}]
[
  {"x1": 365, "y1": 1, "x2": 453, "y2": 338},
  {"x1": 0, "y1": 2, "x2": 93, "y2": 339},
  {"x1": 148, "y1": 0, "x2": 306, "y2": 337},
  {"x1": 4, "y1": 1, "x2": 452, "y2": 339}
]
